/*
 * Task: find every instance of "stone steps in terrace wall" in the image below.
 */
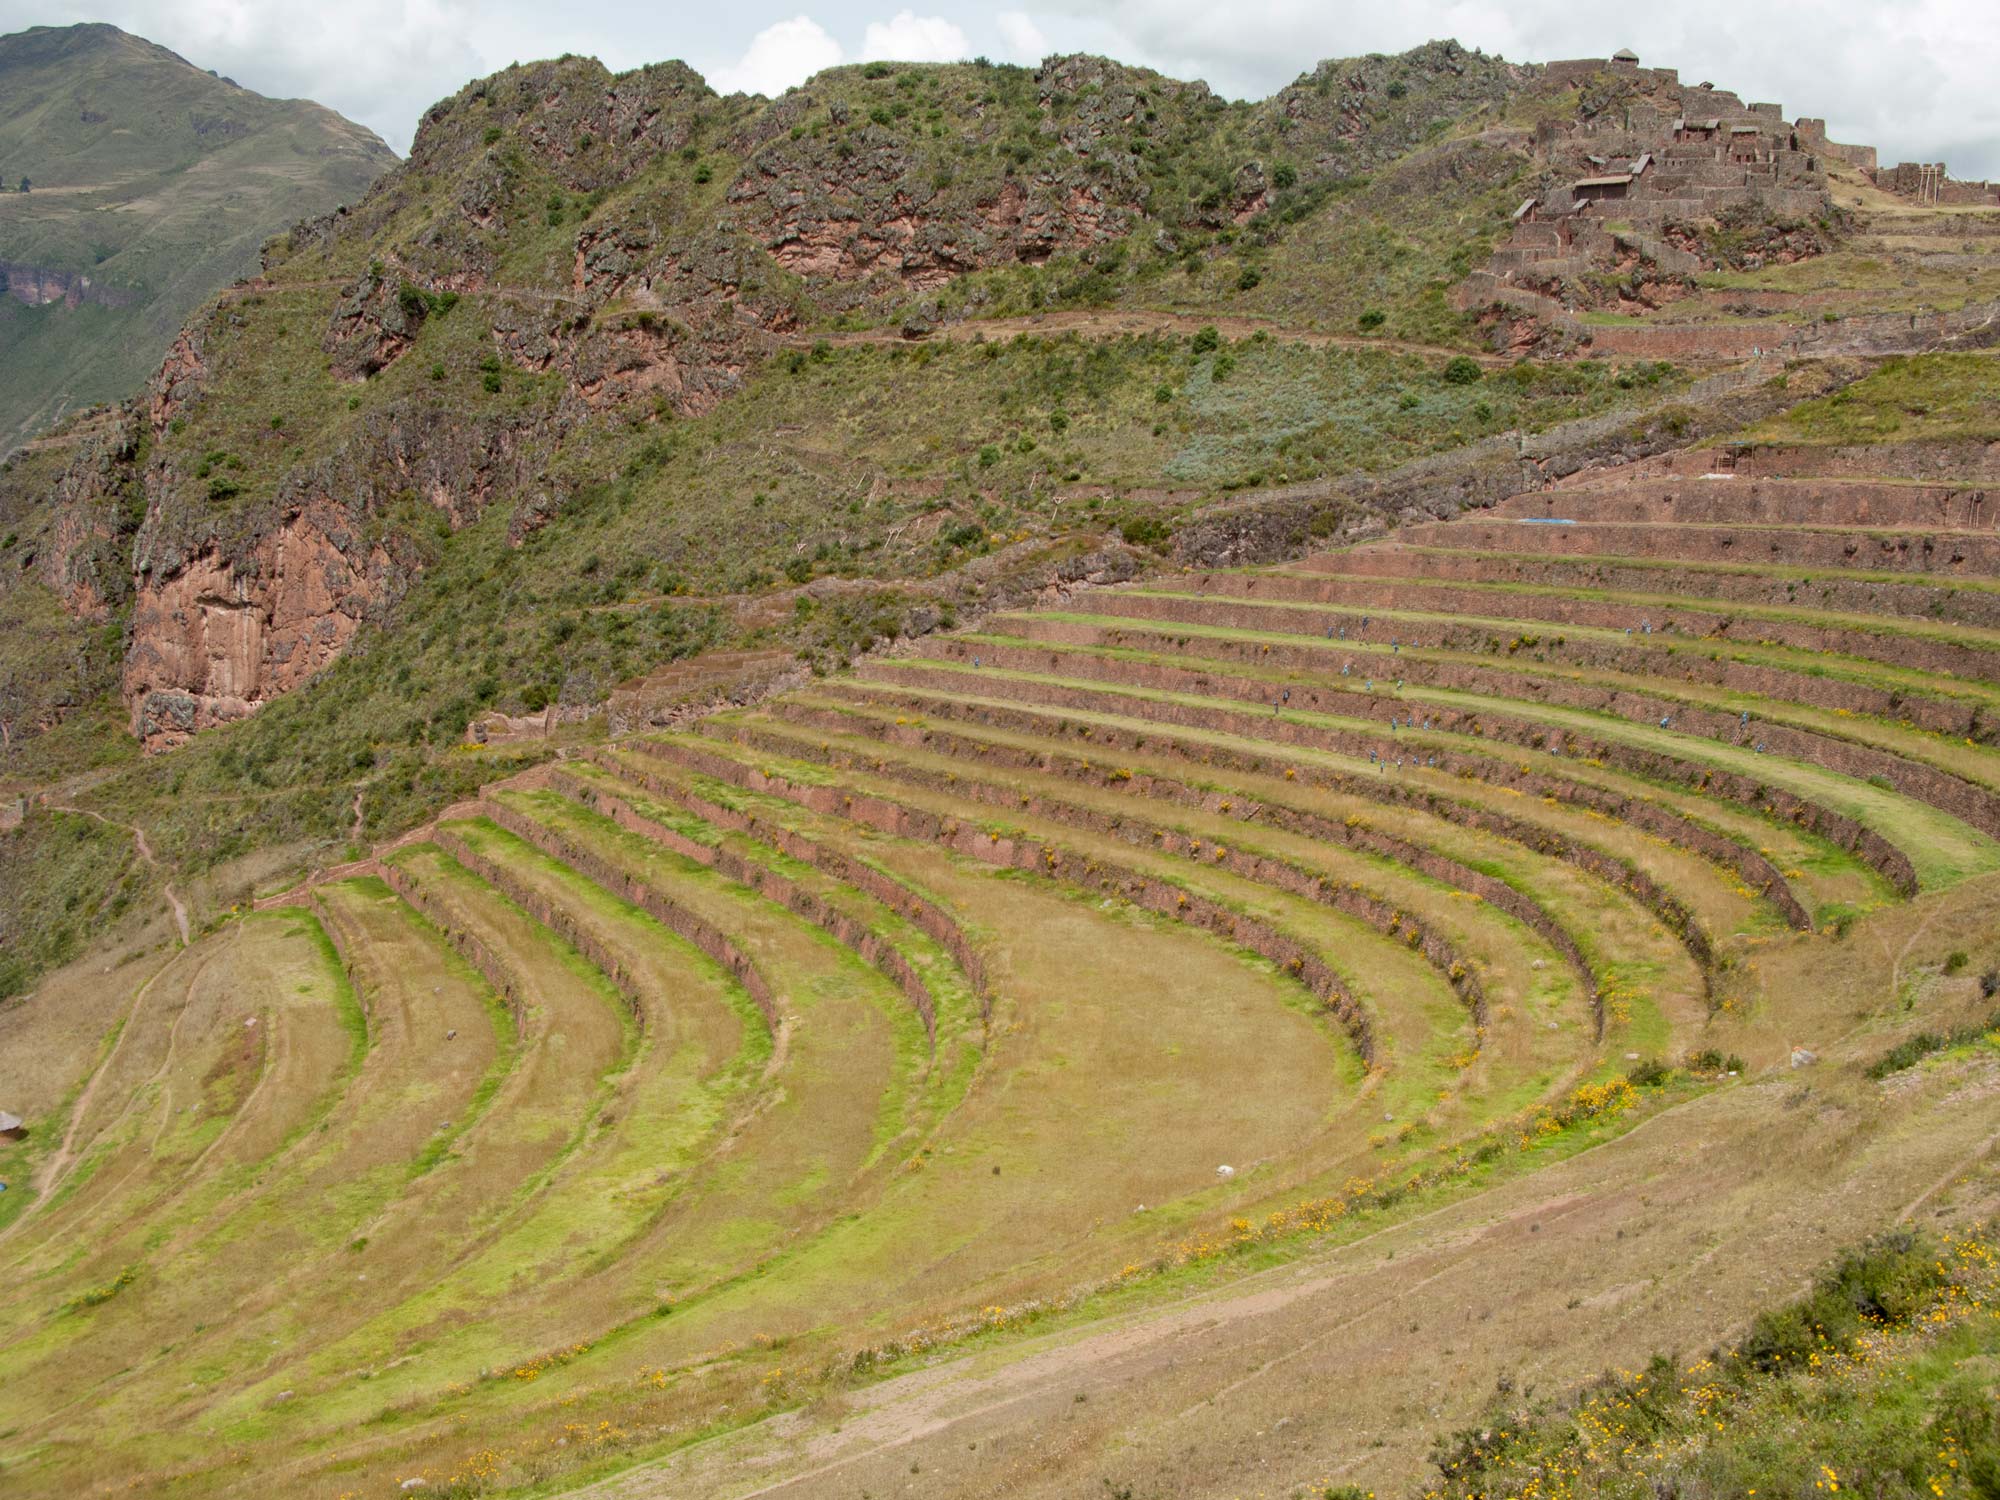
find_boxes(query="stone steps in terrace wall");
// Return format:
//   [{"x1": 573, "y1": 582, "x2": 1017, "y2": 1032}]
[
  {"x1": 926, "y1": 631, "x2": 2000, "y2": 847},
  {"x1": 820, "y1": 675, "x2": 1809, "y2": 933},
  {"x1": 699, "y1": 717, "x2": 1516, "y2": 1039},
  {"x1": 753, "y1": 693, "x2": 1631, "y2": 1003},
  {"x1": 814, "y1": 680, "x2": 1791, "y2": 953},
  {"x1": 963, "y1": 620, "x2": 2000, "y2": 842},
  {"x1": 1595, "y1": 443, "x2": 2000, "y2": 485}
]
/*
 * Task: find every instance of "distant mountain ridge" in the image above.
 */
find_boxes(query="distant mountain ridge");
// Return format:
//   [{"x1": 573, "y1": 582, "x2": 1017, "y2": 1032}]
[{"x1": 0, "y1": 22, "x2": 396, "y2": 449}]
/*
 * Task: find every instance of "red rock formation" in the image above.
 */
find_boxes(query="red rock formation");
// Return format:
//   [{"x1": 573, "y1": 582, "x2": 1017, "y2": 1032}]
[{"x1": 123, "y1": 502, "x2": 395, "y2": 749}]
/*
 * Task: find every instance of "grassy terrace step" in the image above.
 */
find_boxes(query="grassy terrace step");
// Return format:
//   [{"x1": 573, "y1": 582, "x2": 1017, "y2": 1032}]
[
  {"x1": 443, "y1": 789, "x2": 944, "y2": 1366},
  {"x1": 1389, "y1": 519, "x2": 2000, "y2": 576},
  {"x1": 824, "y1": 666, "x2": 1837, "y2": 930},
  {"x1": 260, "y1": 843, "x2": 637, "y2": 1390},
  {"x1": 698, "y1": 719, "x2": 1522, "y2": 1024},
  {"x1": 0, "y1": 881, "x2": 510, "y2": 1459},
  {"x1": 558, "y1": 754, "x2": 991, "y2": 1035},
  {"x1": 0, "y1": 913, "x2": 358, "y2": 1289},
  {"x1": 383, "y1": 782, "x2": 1362, "y2": 1422},
  {"x1": 918, "y1": 633, "x2": 2000, "y2": 888},
  {"x1": 874, "y1": 642, "x2": 1951, "y2": 895},
  {"x1": 987, "y1": 613, "x2": 2000, "y2": 826},
  {"x1": 798, "y1": 679, "x2": 1793, "y2": 962},
  {"x1": 759, "y1": 689, "x2": 1722, "y2": 993},
  {"x1": 226, "y1": 821, "x2": 780, "y2": 1419},
  {"x1": 534, "y1": 757, "x2": 983, "y2": 1052},
  {"x1": 1088, "y1": 590, "x2": 2000, "y2": 740},
  {"x1": 632, "y1": 731, "x2": 1617, "y2": 1127},
  {"x1": 574, "y1": 748, "x2": 1366, "y2": 1285},
  {"x1": 621, "y1": 733, "x2": 1396, "y2": 1070},
  {"x1": 1488, "y1": 478, "x2": 2000, "y2": 530},
  {"x1": 697, "y1": 710, "x2": 1597, "y2": 1033},
  {"x1": 640, "y1": 728, "x2": 1560, "y2": 1080},
  {"x1": 1287, "y1": 551, "x2": 2000, "y2": 647}
]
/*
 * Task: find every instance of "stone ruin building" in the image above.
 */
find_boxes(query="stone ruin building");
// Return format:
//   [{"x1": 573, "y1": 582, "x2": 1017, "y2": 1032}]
[{"x1": 1462, "y1": 50, "x2": 1844, "y2": 314}]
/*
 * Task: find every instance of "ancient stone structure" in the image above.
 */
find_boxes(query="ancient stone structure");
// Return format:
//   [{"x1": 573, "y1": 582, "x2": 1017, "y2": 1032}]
[
  {"x1": 1871, "y1": 161, "x2": 2000, "y2": 206},
  {"x1": 1460, "y1": 53, "x2": 1843, "y2": 332}
]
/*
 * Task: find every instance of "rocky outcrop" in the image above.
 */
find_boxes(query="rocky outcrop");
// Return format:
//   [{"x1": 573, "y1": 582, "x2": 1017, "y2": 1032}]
[
  {"x1": 40, "y1": 412, "x2": 145, "y2": 618},
  {"x1": 125, "y1": 502, "x2": 395, "y2": 747},
  {"x1": 146, "y1": 326, "x2": 207, "y2": 436},
  {"x1": 3, "y1": 261, "x2": 137, "y2": 310},
  {"x1": 124, "y1": 402, "x2": 557, "y2": 749},
  {"x1": 323, "y1": 271, "x2": 432, "y2": 380}
]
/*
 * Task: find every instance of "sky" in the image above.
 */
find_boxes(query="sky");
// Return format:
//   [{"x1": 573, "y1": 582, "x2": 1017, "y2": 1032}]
[{"x1": 5, "y1": 1, "x2": 1998, "y2": 178}]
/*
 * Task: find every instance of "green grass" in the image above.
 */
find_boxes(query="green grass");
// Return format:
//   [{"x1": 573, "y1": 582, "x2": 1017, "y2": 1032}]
[
  {"x1": 0, "y1": 808, "x2": 145, "y2": 998},
  {"x1": 938, "y1": 628, "x2": 2000, "y2": 887},
  {"x1": 1427, "y1": 1226, "x2": 2000, "y2": 1499},
  {"x1": 1740, "y1": 352, "x2": 2000, "y2": 445}
]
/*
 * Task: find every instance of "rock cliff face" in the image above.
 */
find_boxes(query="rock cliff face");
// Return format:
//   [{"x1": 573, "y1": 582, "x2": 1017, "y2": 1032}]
[
  {"x1": 124, "y1": 503, "x2": 393, "y2": 746},
  {"x1": 121, "y1": 387, "x2": 555, "y2": 746}
]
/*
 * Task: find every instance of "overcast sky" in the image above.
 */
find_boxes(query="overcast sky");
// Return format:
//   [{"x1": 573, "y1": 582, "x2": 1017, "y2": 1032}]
[{"x1": 6, "y1": 1, "x2": 1997, "y2": 177}]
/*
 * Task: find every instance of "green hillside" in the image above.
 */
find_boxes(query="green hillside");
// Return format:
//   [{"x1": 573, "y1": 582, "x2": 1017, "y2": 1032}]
[
  {"x1": 0, "y1": 22, "x2": 396, "y2": 449},
  {"x1": 4, "y1": 38, "x2": 2000, "y2": 1497}
]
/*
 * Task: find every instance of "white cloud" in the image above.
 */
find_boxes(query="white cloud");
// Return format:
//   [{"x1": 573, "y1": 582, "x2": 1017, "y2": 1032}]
[
  {"x1": 995, "y1": 10, "x2": 1048, "y2": 63},
  {"x1": 859, "y1": 10, "x2": 970, "y2": 63},
  {"x1": 709, "y1": 15, "x2": 844, "y2": 96}
]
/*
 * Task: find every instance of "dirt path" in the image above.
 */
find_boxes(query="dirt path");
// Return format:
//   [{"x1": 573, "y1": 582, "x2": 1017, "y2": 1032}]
[
  {"x1": 564, "y1": 1043, "x2": 2000, "y2": 1500},
  {"x1": 251, "y1": 769, "x2": 552, "y2": 912},
  {"x1": 41, "y1": 803, "x2": 188, "y2": 947},
  {"x1": 0, "y1": 948, "x2": 187, "y2": 1249},
  {"x1": 801, "y1": 307, "x2": 1510, "y2": 365}
]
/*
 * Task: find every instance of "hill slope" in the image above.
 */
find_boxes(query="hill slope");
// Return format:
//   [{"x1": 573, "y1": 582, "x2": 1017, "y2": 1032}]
[
  {"x1": 0, "y1": 22, "x2": 396, "y2": 450},
  {"x1": 3, "y1": 34, "x2": 2000, "y2": 1500}
]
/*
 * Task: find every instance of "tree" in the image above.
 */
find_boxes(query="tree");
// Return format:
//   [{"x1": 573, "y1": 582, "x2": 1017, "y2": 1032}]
[{"x1": 17, "y1": 177, "x2": 29, "y2": 193}]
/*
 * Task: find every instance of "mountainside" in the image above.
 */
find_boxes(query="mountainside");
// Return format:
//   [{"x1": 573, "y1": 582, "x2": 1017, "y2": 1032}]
[
  {"x1": 0, "y1": 22, "x2": 396, "y2": 450},
  {"x1": 4, "y1": 33, "x2": 2000, "y2": 1500}
]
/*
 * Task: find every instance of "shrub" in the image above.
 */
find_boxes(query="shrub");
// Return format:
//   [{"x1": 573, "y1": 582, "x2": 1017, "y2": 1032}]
[
  {"x1": 1120, "y1": 515, "x2": 1173, "y2": 550},
  {"x1": 1866, "y1": 1007, "x2": 2000, "y2": 1078},
  {"x1": 482, "y1": 126, "x2": 502, "y2": 145},
  {"x1": 1738, "y1": 1231, "x2": 1942, "y2": 1373},
  {"x1": 1442, "y1": 356, "x2": 1483, "y2": 386},
  {"x1": 1625, "y1": 1057, "x2": 1670, "y2": 1087},
  {"x1": 1358, "y1": 308, "x2": 1386, "y2": 330},
  {"x1": 1683, "y1": 1048, "x2": 1745, "y2": 1075},
  {"x1": 977, "y1": 444, "x2": 1000, "y2": 468},
  {"x1": 1983, "y1": 968, "x2": 1999, "y2": 999},
  {"x1": 1190, "y1": 324, "x2": 1221, "y2": 355},
  {"x1": 1945, "y1": 950, "x2": 1970, "y2": 975},
  {"x1": 1236, "y1": 265, "x2": 1262, "y2": 291}
]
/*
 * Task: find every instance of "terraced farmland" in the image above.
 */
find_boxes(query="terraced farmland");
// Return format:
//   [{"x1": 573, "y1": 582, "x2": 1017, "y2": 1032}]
[{"x1": 5, "y1": 435, "x2": 2000, "y2": 1497}]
